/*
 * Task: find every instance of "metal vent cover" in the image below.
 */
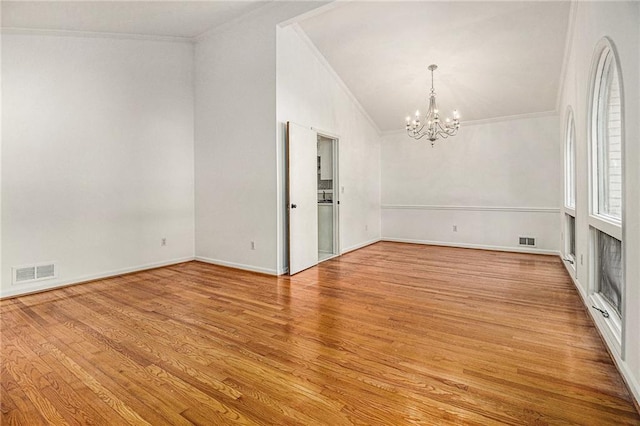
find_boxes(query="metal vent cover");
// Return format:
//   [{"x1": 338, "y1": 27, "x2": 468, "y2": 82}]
[
  {"x1": 518, "y1": 237, "x2": 536, "y2": 247},
  {"x1": 15, "y1": 266, "x2": 36, "y2": 283},
  {"x1": 12, "y1": 263, "x2": 57, "y2": 285}
]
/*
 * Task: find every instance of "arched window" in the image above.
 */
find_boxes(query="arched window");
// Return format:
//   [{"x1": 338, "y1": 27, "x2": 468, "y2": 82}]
[
  {"x1": 564, "y1": 108, "x2": 576, "y2": 267},
  {"x1": 588, "y1": 37, "x2": 624, "y2": 343},
  {"x1": 593, "y1": 45, "x2": 622, "y2": 219}
]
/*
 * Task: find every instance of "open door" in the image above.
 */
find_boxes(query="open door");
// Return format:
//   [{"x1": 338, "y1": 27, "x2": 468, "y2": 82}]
[{"x1": 287, "y1": 122, "x2": 318, "y2": 275}]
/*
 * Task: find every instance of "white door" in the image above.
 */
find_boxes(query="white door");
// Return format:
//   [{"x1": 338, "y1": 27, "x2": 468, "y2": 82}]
[{"x1": 287, "y1": 122, "x2": 318, "y2": 275}]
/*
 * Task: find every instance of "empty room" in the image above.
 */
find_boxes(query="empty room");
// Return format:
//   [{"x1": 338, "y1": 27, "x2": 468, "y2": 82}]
[{"x1": 1, "y1": 1, "x2": 639, "y2": 424}]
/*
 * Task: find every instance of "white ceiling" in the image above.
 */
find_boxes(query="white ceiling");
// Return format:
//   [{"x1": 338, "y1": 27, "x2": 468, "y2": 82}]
[
  {"x1": 2, "y1": 1, "x2": 571, "y2": 130},
  {"x1": 298, "y1": 1, "x2": 571, "y2": 130},
  {"x1": 1, "y1": 1, "x2": 269, "y2": 39}
]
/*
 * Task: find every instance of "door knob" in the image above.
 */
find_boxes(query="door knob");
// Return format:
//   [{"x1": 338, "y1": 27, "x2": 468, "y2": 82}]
[{"x1": 291, "y1": 204, "x2": 297, "y2": 209}]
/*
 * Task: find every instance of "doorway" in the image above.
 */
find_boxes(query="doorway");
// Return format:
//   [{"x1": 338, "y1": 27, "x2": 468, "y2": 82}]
[{"x1": 317, "y1": 134, "x2": 339, "y2": 262}]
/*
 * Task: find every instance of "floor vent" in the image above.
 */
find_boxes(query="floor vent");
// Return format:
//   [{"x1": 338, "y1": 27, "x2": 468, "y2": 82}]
[
  {"x1": 12, "y1": 263, "x2": 57, "y2": 285},
  {"x1": 518, "y1": 237, "x2": 536, "y2": 247}
]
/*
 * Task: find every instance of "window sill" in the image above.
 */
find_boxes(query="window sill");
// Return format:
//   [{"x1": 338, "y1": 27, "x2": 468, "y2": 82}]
[{"x1": 589, "y1": 214, "x2": 622, "y2": 240}]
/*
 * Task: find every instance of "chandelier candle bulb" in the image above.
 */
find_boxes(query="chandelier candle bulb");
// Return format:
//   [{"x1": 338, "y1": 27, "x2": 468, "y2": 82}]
[{"x1": 405, "y1": 64, "x2": 461, "y2": 145}]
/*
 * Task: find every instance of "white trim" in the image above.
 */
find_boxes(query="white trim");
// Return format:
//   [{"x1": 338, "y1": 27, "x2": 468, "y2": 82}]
[
  {"x1": 589, "y1": 214, "x2": 622, "y2": 241},
  {"x1": 561, "y1": 212, "x2": 577, "y2": 278},
  {"x1": 555, "y1": 0, "x2": 578, "y2": 113},
  {"x1": 311, "y1": 127, "x2": 340, "y2": 141},
  {"x1": 563, "y1": 106, "x2": 577, "y2": 209},
  {"x1": 341, "y1": 238, "x2": 381, "y2": 255},
  {"x1": 277, "y1": 266, "x2": 289, "y2": 276},
  {"x1": 0, "y1": 256, "x2": 195, "y2": 299},
  {"x1": 381, "y1": 204, "x2": 560, "y2": 214},
  {"x1": 1, "y1": 27, "x2": 193, "y2": 44},
  {"x1": 290, "y1": 24, "x2": 382, "y2": 136},
  {"x1": 195, "y1": 256, "x2": 278, "y2": 276},
  {"x1": 562, "y1": 257, "x2": 585, "y2": 298},
  {"x1": 591, "y1": 292, "x2": 623, "y2": 348},
  {"x1": 194, "y1": 2, "x2": 281, "y2": 43},
  {"x1": 382, "y1": 238, "x2": 560, "y2": 256},
  {"x1": 277, "y1": 2, "x2": 347, "y2": 29},
  {"x1": 618, "y1": 358, "x2": 640, "y2": 412},
  {"x1": 561, "y1": 260, "x2": 640, "y2": 408}
]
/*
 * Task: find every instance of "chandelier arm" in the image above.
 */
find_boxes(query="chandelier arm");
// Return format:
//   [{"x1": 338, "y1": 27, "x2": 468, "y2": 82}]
[
  {"x1": 406, "y1": 131, "x2": 430, "y2": 141},
  {"x1": 405, "y1": 64, "x2": 460, "y2": 145}
]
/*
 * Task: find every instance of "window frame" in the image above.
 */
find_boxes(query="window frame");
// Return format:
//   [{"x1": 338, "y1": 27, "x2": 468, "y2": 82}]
[
  {"x1": 565, "y1": 213, "x2": 576, "y2": 260},
  {"x1": 563, "y1": 108, "x2": 576, "y2": 271},
  {"x1": 586, "y1": 37, "x2": 625, "y2": 350},
  {"x1": 589, "y1": 228, "x2": 623, "y2": 340},
  {"x1": 564, "y1": 108, "x2": 576, "y2": 211},
  {"x1": 589, "y1": 40, "x2": 624, "y2": 226}
]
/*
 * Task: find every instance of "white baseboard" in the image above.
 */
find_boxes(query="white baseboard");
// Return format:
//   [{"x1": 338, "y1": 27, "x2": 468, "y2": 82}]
[
  {"x1": 341, "y1": 238, "x2": 381, "y2": 254},
  {"x1": 619, "y1": 358, "x2": 640, "y2": 411},
  {"x1": 195, "y1": 256, "x2": 278, "y2": 276},
  {"x1": 560, "y1": 257, "x2": 640, "y2": 409},
  {"x1": 382, "y1": 237, "x2": 560, "y2": 256},
  {"x1": 277, "y1": 267, "x2": 289, "y2": 276},
  {"x1": 0, "y1": 256, "x2": 195, "y2": 299}
]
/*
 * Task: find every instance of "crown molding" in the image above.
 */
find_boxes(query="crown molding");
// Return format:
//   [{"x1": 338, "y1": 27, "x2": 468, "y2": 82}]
[
  {"x1": 193, "y1": 1, "x2": 279, "y2": 43},
  {"x1": 461, "y1": 110, "x2": 559, "y2": 127},
  {"x1": 555, "y1": 0, "x2": 578, "y2": 112},
  {"x1": 1, "y1": 27, "x2": 193, "y2": 44},
  {"x1": 277, "y1": 1, "x2": 345, "y2": 28}
]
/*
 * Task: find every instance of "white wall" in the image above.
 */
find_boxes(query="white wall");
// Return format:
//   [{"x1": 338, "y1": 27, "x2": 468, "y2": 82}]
[
  {"x1": 276, "y1": 25, "x2": 382, "y2": 272},
  {"x1": 381, "y1": 115, "x2": 561, "y2": 253},
  {"x1": 194, "y1": 2, "x2": 326, "y2": 275},
  {"x1": 557, "y1": 1, "x2": 640, "y2": 404},
  {"x1": 1, "y1": 34, "x2": 195, "y2": 296}
]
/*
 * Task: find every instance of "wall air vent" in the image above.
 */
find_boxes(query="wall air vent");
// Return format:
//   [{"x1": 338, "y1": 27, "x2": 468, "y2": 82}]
[
  {"x1": 518, "y1": 237, "x2": 536, "y2": 247},
  {"x1": 12, "y1": 262, "x2": 57, "y2": 285}
]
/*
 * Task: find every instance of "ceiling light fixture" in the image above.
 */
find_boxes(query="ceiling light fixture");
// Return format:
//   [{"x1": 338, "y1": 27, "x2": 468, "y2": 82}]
[{"x1": 405, "y1": 64, "x2": 460, "y2": 146}]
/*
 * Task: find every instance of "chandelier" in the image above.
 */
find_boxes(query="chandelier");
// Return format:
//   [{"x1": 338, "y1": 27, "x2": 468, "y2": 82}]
[{"x1": 405, "y1": 64, "x2": 460, "y2": 146}]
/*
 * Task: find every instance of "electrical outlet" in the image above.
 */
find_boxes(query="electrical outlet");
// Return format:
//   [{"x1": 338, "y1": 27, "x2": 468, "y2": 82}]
[
  {"x1": 341, "y1": 186, "x2": 345, "y2": 194},
  {"x1": 251, "y1": 241, "x2": 256, "y2": 250},
  {"x1": 161, "y1": 238, "x2": 167, "y2": 246},
  {"x1": 581, "y1": 254, "x2": 583, "y2": 265},
  {"x1": 453, "y1": 225, "x2": 457, "y2": 232},
  {"x1": 365, "y1": 224, "x2": 368, "y2": 231}
]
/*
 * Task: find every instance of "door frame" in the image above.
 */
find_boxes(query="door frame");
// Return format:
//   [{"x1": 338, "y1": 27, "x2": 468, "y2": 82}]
[{"x1": 313, "y1": 128, "x2": 340, "y2": 259}]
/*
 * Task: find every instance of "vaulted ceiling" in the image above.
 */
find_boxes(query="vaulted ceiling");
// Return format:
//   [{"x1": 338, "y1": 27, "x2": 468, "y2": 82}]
[
  {"x1": 2, "y1": 1, "x2": 572, "y2": 131},
  {"x1": 298, "y1": 1, "x2": 571, "y2": 130}
]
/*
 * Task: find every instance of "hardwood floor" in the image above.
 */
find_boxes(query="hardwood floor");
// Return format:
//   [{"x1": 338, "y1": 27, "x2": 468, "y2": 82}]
[{"x1": 1, "y1": 242, "x2": 639, "y2": 425}]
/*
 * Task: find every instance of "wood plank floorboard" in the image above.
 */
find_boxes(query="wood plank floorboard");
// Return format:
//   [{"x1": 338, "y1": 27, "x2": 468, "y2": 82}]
[{"x1": 1, "y1": 242, "x2": 639, "y2": 425}]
